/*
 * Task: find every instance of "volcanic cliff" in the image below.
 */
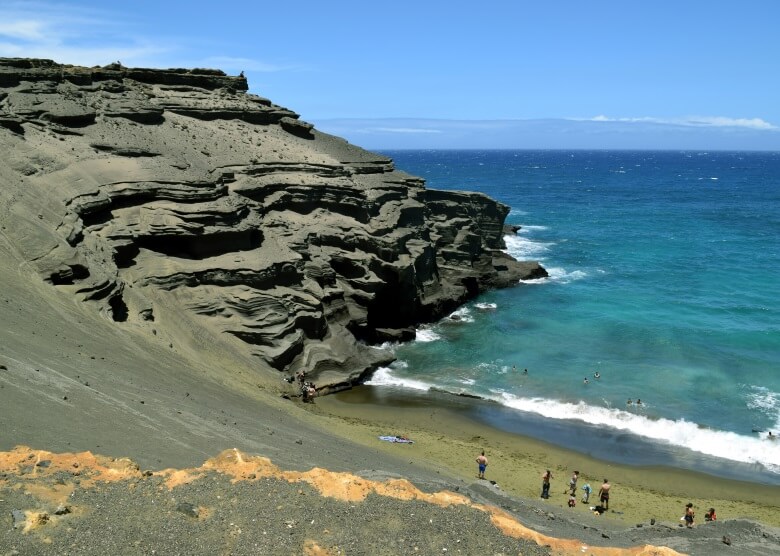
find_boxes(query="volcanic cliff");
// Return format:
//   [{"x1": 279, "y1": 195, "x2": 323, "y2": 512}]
[{"x1": 0, "y1": 58, "x2": 546, "y2": 394}]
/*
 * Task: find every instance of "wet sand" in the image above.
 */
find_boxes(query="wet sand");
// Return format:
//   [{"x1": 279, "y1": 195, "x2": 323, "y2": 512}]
[{"x1": 313, "y1": 385, "x2": 780, "y2": 529}]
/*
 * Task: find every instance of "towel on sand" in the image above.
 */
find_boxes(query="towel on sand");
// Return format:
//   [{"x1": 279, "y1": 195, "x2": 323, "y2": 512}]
[{"x1": 378, "y1": 436, "x2": 413, "y2": 444}]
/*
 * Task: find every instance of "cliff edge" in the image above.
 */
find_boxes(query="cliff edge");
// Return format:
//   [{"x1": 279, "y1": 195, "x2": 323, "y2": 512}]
[{"x1": 0, "y1": 58, "x2": 546, "y2": 395}]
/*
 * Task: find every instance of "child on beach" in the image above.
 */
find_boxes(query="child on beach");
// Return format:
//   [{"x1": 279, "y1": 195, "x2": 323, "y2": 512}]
[
  {"x1": 568, "y1": 494, "x2": 576, "y2": 507},
  {"x1": 581, "y1": 483, "x2": 592, "y2": 503},
  {"x1": 705, "y1": 507, "x2": 716, "y2": 521}
]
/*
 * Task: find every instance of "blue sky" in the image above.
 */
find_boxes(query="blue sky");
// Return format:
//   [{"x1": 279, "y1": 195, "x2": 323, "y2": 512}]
[{"x1": 1, "y1": 1, "x2": 779, "y2": 149}]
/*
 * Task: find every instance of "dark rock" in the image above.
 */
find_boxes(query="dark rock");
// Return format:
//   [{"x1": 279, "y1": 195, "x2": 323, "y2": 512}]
[
  {"x1": 0, "y1": 57, "x2": 546, "y2": 396},
  {"x1": 280, "y1": 116, "x2": 314, "y2": 138},
  {"x1": 176, "y1": 502, "x2": 199, "y2": 518}
]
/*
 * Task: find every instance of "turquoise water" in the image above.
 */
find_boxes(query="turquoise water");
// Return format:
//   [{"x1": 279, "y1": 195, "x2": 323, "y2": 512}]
[{"x1": 372, "y1": 150, "x2": 780, "y2": 477}]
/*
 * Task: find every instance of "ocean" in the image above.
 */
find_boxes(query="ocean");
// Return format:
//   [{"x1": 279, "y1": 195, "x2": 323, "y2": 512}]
[{"x1": 367, "y1": 150, "x2": 780, "y2": 483}]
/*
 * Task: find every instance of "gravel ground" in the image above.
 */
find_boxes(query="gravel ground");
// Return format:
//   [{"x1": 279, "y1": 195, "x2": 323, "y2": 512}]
[
  {"x1": 1, "y1": 472, "x2": 550, "y2": 556},
  {"x1": 3, "y1": 460, "x2": 780, "y2": 556}
]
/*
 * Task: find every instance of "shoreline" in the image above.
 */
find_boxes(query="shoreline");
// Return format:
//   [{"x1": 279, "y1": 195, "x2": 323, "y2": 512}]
[
  {"x1": 312, "y1": 385, "x2": 780, "y2": 529},
  {"x1": 356, "y1": 376, "x2": 780, "y2": 485}
]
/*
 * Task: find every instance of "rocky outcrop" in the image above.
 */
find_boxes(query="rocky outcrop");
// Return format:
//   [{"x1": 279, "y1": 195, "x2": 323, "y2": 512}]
[{"x1": 0, "y1": 58, "x2": 546, "y2": 394}]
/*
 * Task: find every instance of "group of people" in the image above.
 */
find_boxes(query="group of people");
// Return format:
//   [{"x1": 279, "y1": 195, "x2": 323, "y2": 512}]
[
  {"x1": 683, "y1": 503, "x2": 717, "y2": 527},
  {"x1": 476, "y1": 457, "x2": 612, "y2": 512},
  {"x1": 475, "y1": 453, "x2": 723, "y2": 526},
  {"x1": 544, "y1": 470, "x2": 611, "y2": 511},
  {"x1": 294, "y1": 370, "x2": 317, "y2": 402}
]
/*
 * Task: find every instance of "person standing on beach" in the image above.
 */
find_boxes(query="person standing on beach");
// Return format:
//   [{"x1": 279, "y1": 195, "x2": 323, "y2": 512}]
[
  {"x1": 476, "y1": 451, "x2": 488, "y2": 479},
  {"x1": 541, "y1": 469, "x2": 552, "y2": 499},
  {"x1": 568, "y1": 470, "x2": 579, "y2": 496},
  {"x1": 598, "y1": 479, "x2": 611, "y2": 510},
  {"x1": 684, "y1": 502, "x2": 695, "y2": 528}
]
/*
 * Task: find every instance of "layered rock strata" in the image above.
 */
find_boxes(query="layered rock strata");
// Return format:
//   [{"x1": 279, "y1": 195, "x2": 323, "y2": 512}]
[{"x1": 0, "y1": 58, "x2": 546, "y2": 393}]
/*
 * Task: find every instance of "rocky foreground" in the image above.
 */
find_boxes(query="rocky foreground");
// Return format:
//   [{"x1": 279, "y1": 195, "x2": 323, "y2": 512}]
[
  {"x1": 0, "y1": 58, "x2": 544, "y2": 395},
  {"x1": 4, "y1": 446, "x2": 779, "y2": 556}
]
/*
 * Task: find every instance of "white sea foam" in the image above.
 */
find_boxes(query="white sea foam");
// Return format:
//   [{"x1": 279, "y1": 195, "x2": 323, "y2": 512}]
[
  {"x1": 520, "y1": 267, "x2": 587, "y2": 285},
  {"x1": 746, "y1": 385, "x2": 780, "y2": 431},
  {"x1": 489, "y1": 392, "x2": 780, "y2": 472},
  {"x1": 518, "y1": 225, "x2": 549, "y2": 232},
  {"x1": 365, "y1": 366, "x2": 431, "y2": 391},
  {"x1": 504, "y1": 234, "x2": 551, "y2": 260},
  {"x1": 447, "y1": 306, "x2": 474, "y2": 323},
  {"x1": 371, "y1": 341, "x2": 398, "y2": 351},
  {"x1": 415, "y1": 327, "x2": 441, "y2": 342},
  {"x1": 509, "y1": 208, "x2": 528, "y2": 216},
  {"x1": 474, "y1": 302, "x2": 497, "y2": 311}
]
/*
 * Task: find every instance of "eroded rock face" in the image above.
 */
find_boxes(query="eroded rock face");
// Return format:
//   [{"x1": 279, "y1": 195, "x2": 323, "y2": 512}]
[{"x1": 0, "y1": 58, "x2": 546, "y2": 393}]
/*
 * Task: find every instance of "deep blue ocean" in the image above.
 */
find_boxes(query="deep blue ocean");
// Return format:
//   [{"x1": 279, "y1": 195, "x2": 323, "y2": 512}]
[{"x1": 371, "y1": 150, "x2": 780, "y2": 480}]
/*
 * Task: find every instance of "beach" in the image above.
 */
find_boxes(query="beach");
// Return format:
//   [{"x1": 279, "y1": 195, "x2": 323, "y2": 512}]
[{"x1": 313, "y1": 386, "x2": 780, "y2": 530}]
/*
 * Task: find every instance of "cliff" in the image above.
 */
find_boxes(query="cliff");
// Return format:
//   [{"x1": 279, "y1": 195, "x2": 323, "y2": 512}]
[{"x1": 0, "y1": 58, "x2": 546, "y2": 395}]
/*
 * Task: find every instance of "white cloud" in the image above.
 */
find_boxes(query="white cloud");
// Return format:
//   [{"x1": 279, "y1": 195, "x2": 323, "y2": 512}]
[
  {"x1": 585, "y1": 115, "x2": 777, "y2": 130},
  {"x1": 0, "y1": 20, "x2": 47, "y2": 41},
  {"x1": 0, "y1": 3, "x2": 168, "y2": 67},
  {"x1": 685, "y1": 116, "x2": 776, "y2": 130},
  {"x1": 0, "y1": 2, "x2": 278, "y2": 72}
]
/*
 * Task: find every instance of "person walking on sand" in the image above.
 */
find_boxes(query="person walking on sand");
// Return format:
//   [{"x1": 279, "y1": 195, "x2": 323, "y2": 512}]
[
  {"x1": 541, "y1": 469, "x2": 552, "y2": 499},
  {"x1": 568, "y1": 470, "x2": 579, "y2": 496},
  {"x1": 476, "y1": 451, "x2": 488, "y2": 479},
  {"x1": 598, "y1": 479, "x2": 611, "y2": 510},
  {"x1": 684, "y1": 502, "x2": 695, "y2": 528}
]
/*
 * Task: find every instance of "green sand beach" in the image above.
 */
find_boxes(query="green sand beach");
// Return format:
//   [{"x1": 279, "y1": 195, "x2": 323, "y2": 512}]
[{"x1": 314, "y1": 386, "x2": 780, "y2": 530}]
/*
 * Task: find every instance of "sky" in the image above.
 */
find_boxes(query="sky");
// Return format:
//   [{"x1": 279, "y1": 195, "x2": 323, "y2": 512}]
[{"x1": 1, "y1": 0, "x2": 779, "y2": 150}]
